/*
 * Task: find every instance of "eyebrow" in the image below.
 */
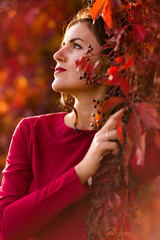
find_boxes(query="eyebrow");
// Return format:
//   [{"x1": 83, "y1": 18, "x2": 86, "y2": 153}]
[{"x1": 61, "y1": 38, "x2": 84, "y2": 47}]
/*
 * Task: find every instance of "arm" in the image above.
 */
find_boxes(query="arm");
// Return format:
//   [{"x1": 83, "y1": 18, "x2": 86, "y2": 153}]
[{"x1": 0, "y1": 120, "x2": 88, "y2": 240}]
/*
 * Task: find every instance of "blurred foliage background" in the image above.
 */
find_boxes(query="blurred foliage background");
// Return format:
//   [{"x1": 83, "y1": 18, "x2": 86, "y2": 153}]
[
  {"x1": 0, "y1": 0, "x2": 81, "y2": 169},
  {"x1": 0, "y1": 0, "x2": 160, "y2": 239}
]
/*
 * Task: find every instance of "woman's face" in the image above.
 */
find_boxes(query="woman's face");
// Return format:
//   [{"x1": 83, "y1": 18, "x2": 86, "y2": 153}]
[{"x1": 52, "y1": 22, "x2": 101, "y2": 96}]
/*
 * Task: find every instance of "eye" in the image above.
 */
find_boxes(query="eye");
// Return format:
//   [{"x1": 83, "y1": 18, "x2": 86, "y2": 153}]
[{"x1": 73, "y1": 43, "x2": 82, "y2": 49}]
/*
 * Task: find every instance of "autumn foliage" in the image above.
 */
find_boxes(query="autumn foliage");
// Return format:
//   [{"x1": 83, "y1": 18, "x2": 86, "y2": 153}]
[
  {"x1": 0, "y1": 0, "x2": 81, "y2": 169},
  {"x1": 76, "y1": 0, "x2": 160, "y2": 239},
  {"x1": 1, "y1": 0, "x2": 160, "y2": 239}
]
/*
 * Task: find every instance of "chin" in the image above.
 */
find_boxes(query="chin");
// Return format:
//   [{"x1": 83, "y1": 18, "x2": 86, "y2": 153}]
[{"x1": 52, "y1": 80, "x2": 68, "y2": 93}]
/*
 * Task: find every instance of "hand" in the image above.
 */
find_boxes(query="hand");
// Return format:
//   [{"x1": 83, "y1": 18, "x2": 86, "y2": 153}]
[{"x1": 75, "y1": 109, "x2": 123, "y2": 184}]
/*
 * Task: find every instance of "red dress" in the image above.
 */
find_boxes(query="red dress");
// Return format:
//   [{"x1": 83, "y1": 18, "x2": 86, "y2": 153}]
[{"x1": 0, "y1": 112, "x2": 159, "y2": 240}]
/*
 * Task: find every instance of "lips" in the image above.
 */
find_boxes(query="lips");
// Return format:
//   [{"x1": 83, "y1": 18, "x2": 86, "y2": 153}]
[{"x1": 54, "y1": 66, "x2": 67, "y2": 75}]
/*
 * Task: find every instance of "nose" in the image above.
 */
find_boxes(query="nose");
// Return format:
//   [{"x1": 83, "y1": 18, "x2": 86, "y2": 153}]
[{"x1": 53, "y1": 48, "x2": 66, "y2": 62}]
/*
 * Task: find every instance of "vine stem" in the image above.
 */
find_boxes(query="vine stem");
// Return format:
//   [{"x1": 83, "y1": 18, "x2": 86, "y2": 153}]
[{"x1": 119, "y1": 188, "x2": 129, "y2": 240}]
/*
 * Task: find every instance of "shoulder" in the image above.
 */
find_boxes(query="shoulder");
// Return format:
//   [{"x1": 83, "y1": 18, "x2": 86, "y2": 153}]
[
  {"x1": 20, "y1": 112, "x2": 66, "y2": 126},
  {"x1": 16, "y1": 112, "x2": 66, "y2": 136}
]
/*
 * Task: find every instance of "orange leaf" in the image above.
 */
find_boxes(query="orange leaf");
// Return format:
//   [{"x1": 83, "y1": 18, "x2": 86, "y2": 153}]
[
  {"x1": 90, "y1": 0, "x2": 106, "y2": 21},
  {"x1": 102, "y1": 0, "x2": 113, "y2": 30}
]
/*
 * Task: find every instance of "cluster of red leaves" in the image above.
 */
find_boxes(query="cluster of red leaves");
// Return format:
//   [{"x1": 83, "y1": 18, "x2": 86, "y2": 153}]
[
  {"x1": 89, "y1": 0, "x2": 160, "y2": 174},
  {"x1": 77, "y1": 0, "x2": 160, "y2": 169},
  {"x1": 77, "y1": 0, "x2": 160, "y2": 239}
]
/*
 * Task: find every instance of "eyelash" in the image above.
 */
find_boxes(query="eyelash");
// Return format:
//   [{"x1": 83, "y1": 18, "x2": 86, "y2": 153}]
[{"x1": 73, "y1": 43, "x2": 82, "y2": 49}]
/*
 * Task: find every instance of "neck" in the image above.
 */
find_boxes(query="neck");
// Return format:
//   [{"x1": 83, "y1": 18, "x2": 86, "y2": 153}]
[{"x1": 64, "y1": 86, "x2": 106, "y2": 130}]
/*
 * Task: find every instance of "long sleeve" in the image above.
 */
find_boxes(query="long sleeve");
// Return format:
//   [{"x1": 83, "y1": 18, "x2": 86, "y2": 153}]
[{"x1": 0, "y1": 117, "x2": 90, "y2": 240}]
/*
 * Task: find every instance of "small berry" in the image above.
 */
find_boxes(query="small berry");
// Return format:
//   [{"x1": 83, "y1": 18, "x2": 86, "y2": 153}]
[
  {"x1": 82, "y1": 72, "x2": 86, "y2": 78},
  {"x1": 92, "y1": 74, "x2": 97, "y2": 79}
]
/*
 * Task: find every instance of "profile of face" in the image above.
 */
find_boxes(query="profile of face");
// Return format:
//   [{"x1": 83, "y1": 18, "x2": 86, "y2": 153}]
[{"x1": 52, "y1": 22, "x2": 101, "y2": 97}]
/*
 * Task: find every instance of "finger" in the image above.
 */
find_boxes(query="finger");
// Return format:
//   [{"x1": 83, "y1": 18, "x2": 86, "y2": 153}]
[
  {"x1": 104, "y1": 141, "x2": 119, "y2": 155},
  {"x1": 106, "y1": 129, "x2": 118, "y2": 141},
  {"x1": 99, "y1": 141, "x2": 119, "y2": 153},
  {"x1": 95, "y1": 129, "x2": 118, "y2": 142},
  {"x1": 101, "y1": 109, "x2": 124, "y2": 132},
  {"x1": 105, "y1": 141, "x2": 119, "y2": 154}
]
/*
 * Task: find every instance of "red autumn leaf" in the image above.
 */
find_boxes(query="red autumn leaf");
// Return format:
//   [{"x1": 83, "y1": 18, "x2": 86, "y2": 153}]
[
  {"x1": 137, "y1": 102, "x2": 160, "y2": 130},
  {"x1": 154, "y1": 131, "x2": 160, "y2": 149},
  {"x1": 134, "y1": 24, "x2": 147, "y2": 43},
  {"x1": 108, "y1": 66, "x2": 119, "y2": 75},
  {"x1": 75, "y1": 56, "x2": 87, "y2": 71},
  {"x1": 131, "y1": 4, "x2": 143, "y2": 23},
  {"x1": 90, "y1": 0, "x2": 106, "y2": 21},
  {"x1": 116, "y1": 109, "x2": 125, "y2": 145},
  {"x1": 123, "y1": 231, "x2": 139, "y2": 240},
  {"x1": 100, "y1": 215, "x2": 110, "y2": 236},
  {"x1": 113, "y1": 192, "x2": 121, "y2": 208},
  {"x1": 120, "y1": 78, "x2": 129, "y2": 96},
  {"x1": 136, "y1": 0, "x2": 143, "y2": 4},
  {"x1": 122, "y1": 55, "x2": 134, "y2": 70},
  {"x1": 106, "y1": 76, "x2": 121, "y2": 85},
  {"x1": 124, "y1": 138, "x2": 134, "y2": 168},
  {"x1": 127, "y1": 109, "x2": 142, "y2": 148},
  {"x1": 135, "y1": 133, "x2": 146, "y2": 166},
  {"x1": 124, "y1": 168, "x2": 129, "y2": 185},
  {"x1": 115, "y1": 56, "x2": 123, "y2": 65},
  {"x1": 101, "y1": 97, "x2": 125, "y2": 113},
  {"x1": 107, "y1": 66, "x2": 121, "y2": 85},
  {"x1": 102, "y1": 0, "x2": 113, "y2": 30}
]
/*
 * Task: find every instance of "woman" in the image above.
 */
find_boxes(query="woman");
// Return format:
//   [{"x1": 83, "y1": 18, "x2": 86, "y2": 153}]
[{"x1": 0, "y1": 8, "x2": 160, "y2": 240}]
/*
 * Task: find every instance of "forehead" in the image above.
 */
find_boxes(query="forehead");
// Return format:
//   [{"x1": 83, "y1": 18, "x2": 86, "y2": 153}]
[{"x1": 63, "y1": 22, "x2": 100, "y2": 49}]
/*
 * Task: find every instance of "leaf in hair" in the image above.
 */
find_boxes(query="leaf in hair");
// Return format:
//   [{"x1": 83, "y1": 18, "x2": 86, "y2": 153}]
[{"x1": 90, "y1": 0, "x2": 106, "y2": 21}]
